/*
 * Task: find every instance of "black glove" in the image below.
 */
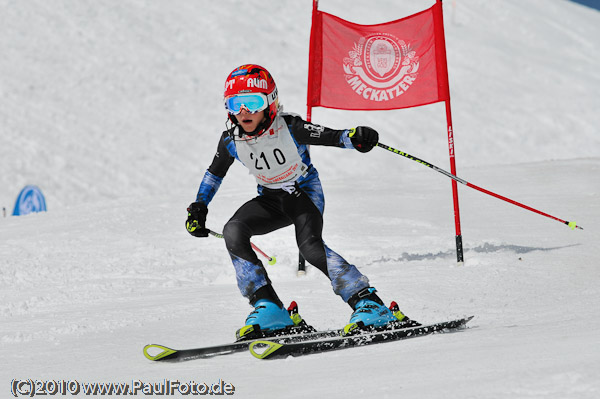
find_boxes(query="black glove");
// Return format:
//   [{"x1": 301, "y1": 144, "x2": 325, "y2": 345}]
[
  {"x1": 349, "y1": 126, "x2": 379, "y2": 153},
  {"x1": 186, "y1": 202, "x2": 209, "y2": 237}
]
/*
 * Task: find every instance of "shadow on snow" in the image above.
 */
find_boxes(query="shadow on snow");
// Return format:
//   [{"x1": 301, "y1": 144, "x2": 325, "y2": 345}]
[{"x1": 371, "y1": 242, "x2": 580, "y2": 263}]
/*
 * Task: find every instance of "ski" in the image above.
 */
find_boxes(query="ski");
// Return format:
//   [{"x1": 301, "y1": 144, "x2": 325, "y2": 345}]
[
  {"x1": 143, "y1": 342, "x2": 248, "y2": 362},
  {"x1": 143, "y1": 328, "x2": 343, "y2": 362},
  {"x1": 248, "y1": 316, "x2": 474, "y2": 360},
  {"x1": 143, "y1": 300, "x2": 347, "y2": 362}
]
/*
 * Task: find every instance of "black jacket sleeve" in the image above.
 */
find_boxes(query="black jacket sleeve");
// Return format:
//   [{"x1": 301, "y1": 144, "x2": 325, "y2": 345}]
[
  {"x1": 283, "y1": 114, "x2": 353, "y2": 148},
  {"x1": 207, "y1": 130, "x2": 236, "y2": 178},
  {"x1": 194, "y1": 130, "x2": 235, "y2": 205}
]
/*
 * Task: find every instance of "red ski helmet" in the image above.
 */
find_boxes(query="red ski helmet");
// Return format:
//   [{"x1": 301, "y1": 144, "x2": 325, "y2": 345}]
[{"x1": 224, "y1": 64, "x2": 279, "y2": 132}]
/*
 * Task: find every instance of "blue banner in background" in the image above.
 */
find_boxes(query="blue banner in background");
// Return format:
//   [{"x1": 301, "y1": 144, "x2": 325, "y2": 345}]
[
  {"x1": 12, "y1": 185, "x2": 47, "y2": 216},
  {"x1": 569, "y1": 0, "x2": 600, "y2": 11}
]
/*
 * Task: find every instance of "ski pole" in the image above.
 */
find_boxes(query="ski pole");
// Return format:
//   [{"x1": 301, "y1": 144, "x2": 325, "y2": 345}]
[
  {"x1": 377, "y1": 142, "x2": 583, "y2": 230},
  {"x1": 297, "y1": 254, "x2": 307, "y2": 276},
  {"x1": 208, "y1": 229, "x2": 277, "y2": 265}
]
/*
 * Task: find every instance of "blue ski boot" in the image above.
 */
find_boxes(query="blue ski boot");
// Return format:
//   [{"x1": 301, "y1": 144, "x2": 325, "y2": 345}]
[
  {"x1": 246, "y1": 299, "x2": 295, "y2": 329},
  {"x1": 236, "y1": 285, "x2": 316, "y2": 340},
  {"x1": 237, "y1": 299, "x2": 317, "y2": 341},
  {"x1": 343, "y1": 288, "x2": 419, "y2": 335}
]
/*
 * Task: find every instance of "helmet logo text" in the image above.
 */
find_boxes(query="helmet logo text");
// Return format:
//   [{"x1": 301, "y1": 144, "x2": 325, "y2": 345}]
[
  {"x1": 247, "y1": 78, "x2": 268, "y2": 89},
  {"x1": 225, "y1": 79, "x2": 235, "y2": 91}
]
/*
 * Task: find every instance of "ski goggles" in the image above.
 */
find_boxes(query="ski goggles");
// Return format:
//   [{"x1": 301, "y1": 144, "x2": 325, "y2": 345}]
[{"x1": 224, "y1": 93, "x2": 268, "y2": 115}]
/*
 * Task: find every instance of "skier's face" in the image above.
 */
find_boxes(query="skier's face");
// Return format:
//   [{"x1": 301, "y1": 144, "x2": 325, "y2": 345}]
[{"x1": 235, "y1": 108, "x2": 266, "y2": 133}]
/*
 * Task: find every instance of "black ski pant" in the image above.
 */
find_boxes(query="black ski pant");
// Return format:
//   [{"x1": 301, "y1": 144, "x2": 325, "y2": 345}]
[{"x1": 222, "y1": 186, "x2": 369, "y2": 304}]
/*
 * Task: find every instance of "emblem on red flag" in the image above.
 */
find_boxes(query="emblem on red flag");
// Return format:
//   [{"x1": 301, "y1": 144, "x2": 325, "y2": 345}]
[{"x1": 343, "y1": 33, "x2": 420, "y2": 102}]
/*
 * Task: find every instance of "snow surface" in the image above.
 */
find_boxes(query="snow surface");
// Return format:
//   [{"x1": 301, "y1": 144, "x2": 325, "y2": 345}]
[{"x1": 1, "y1": 0, "x2": 599, "y2": 398}]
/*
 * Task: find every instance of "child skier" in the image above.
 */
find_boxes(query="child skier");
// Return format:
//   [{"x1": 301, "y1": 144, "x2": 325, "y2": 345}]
[{"x1": 186, "y1": 64, "x2": 413, "y2": 338}]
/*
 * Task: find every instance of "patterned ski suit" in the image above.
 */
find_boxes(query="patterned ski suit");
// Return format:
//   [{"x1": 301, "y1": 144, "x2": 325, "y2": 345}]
[{"x1": 195, "y1": 112, "x2": 370, "y2": 303}]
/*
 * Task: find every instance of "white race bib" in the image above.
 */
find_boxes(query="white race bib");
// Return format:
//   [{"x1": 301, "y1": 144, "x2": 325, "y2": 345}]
[{"x1": 235, "y1": 116, "x2": 308, "y2": 188}]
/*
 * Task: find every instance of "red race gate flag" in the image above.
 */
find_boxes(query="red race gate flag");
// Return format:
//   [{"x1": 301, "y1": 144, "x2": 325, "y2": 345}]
[
  {"x1": 305, "y1": 0, "x2": 464, "y2": 265},
  {"x1": 307, "y1": 1, "x2": 449, "y2": 111}
]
